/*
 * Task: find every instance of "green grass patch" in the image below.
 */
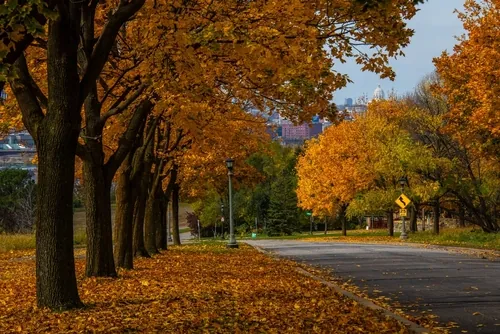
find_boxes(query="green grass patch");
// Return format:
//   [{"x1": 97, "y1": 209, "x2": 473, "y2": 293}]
[
  {"x1": 245, "y1": 227, "x2": 500, "y2": 251},
  {"x1": 240, "y1": 229, "x2": 395, "y2": 240},
  {"x1": 0, "y1": 230, "x2": 88, "y2": 252},
  {"x1": 179, "y1": 227, "x2": 191, "y2": 234},
  {"x1": 406, "y1": 227, "x2": 500, "y2": 250},
  {"x1": 0, "y1": 234, "x2": 36, "y2": 252}
]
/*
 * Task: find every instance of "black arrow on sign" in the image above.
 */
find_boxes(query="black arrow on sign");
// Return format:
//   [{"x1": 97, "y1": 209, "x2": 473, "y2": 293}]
[{"x1": 399, "y1": 196, "x2": 406, "y2": 206}]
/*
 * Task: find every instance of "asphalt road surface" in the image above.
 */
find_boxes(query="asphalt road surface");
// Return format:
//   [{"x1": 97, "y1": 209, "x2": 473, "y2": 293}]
[{"x1": 246, "y1": 240, "x2": 500, "y2": 334}]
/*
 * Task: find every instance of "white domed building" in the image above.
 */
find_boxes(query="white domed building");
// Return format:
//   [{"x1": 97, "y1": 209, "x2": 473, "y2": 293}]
[{"x1": 372, "y1": 85, "x2": 385, "y2": 101}]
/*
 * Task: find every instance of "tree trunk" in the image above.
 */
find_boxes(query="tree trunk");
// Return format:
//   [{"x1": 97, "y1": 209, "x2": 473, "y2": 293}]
[
  {"x1": 340, "y1": 204, "x2": 347, "y2": 237},
  {"x1": 387, "y1": 210, "x2": 394, "y2": 236},
  {"x1": 410, "y1": 204, "x2": 418, "y2": 233},
  {"x1": 158, "y1": 196, "x2": 168, "y2": 250},
  {"x1": 35, "y1": 124, "x2": 82, "y2": 309},
  {"x1": 458, "y1": 205, "x2": 466, "y2": 228},
  {"x1": 113, "y1": 157, "x2": 135, "y2": 269},
  {"x1": 144, "y1": 186, "x2": 160, "y2": 254},
  {"x1": 133, "y1": 178, "x2": 150, "y2": 257},
  {"x1": 83, "y1": 160, "x2": 116, "y2": 277},
  {"x1": 433, "y1": 199, "x2": 440, "y2": 235},
  {"x1": 422, "y1": 209, "x2": 426, "y2": 231},
  {"x1": 172, "y1": 181, "x2": 181, "y2": 245},
  {"x1": 34, "y1": 12, "x2": 82, "y2": 309}
]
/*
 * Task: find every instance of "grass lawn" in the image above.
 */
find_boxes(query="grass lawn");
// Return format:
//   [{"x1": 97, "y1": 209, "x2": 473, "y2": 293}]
[
  {"x1": 244, "y1": 228, "x2": 500, "y2": 251},
  {"x1": 0, "y1": 243, "x2": 412, "y2": 333},
  {"x1": 1, "y1": 203, "x2": 194, "y2": 253},
  {"x1": 179, "y1": 227, "x2": 191, "y2": 234}
]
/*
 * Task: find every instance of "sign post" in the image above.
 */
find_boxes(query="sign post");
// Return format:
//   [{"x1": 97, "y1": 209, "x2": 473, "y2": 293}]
[
  {"x1": 306, "y1": 211, "x2": 313, "y2": 235},
  {"x1": 395, "y1": 193, "x2": 411, "y2": 240}
]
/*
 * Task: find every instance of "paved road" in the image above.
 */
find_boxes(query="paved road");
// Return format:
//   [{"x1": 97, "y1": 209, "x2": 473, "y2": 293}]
[
  {"x1": 246, "y1": 240, "x2": 500, "y2": 334},
  {"x1": 167, "y1": 231, "x2": 193, "y2": 244}
]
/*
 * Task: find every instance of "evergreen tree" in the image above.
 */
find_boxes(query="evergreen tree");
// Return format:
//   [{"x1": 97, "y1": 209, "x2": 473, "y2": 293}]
[{"x1": 267, "y1": 174, "x2": 299, "y2": 236}]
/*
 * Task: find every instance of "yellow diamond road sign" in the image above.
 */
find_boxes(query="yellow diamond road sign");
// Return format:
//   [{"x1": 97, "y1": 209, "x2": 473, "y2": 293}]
[{"x1": 395, "y1": 193, "x2": 411, "y2": 209}]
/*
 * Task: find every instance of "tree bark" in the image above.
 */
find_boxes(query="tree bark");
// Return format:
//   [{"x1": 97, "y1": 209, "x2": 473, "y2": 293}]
[
  {"x1": 22, "y1": 8, "x2": 82, "y2": 309},
  {"x1": 113, "y1": 157, "x2": 135, "y2": 269},
  {"x1": 433, "y1": 199, "x2": 440, "y2": 235},
  {"x1": 410, "y1": 204, "x2": 418, "y2": 233},
  {"x1": 458, "y1": 205, "x2": 466, "y2": 228},
  {"x1": 387, "y1": 210, "x2": 394, "y2": 237},
  {"x1": 83, "y1": 158, "x2": 116, "y2": 277},
  {"x1": 158, "y1": 195, "x2": 168, "y2": 250},
  {"x1": 340, "y1": 204, "x2": 347, "y2": 237},
  {"x1": 171, "y1": 168, "x2": 181, "y2": 245},
  {"x1": 133, "y1": 174, "x2": 150, "y2": 257},
  {"x1": 144, "y1": 181, "x2": 160, "y2": 254}
]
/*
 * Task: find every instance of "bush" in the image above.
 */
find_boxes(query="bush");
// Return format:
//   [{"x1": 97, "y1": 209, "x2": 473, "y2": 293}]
[{"x1": 0, "y1": 169, "x2": 36, "y2": 233}]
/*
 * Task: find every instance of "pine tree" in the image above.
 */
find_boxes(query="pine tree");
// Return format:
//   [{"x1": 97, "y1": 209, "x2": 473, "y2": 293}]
[{"x1": 267, "y1": 175, "x2": 299, "y2": 236}]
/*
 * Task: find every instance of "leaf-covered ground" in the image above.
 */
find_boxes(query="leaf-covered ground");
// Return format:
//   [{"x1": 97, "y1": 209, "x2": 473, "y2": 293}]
[{"x1": 0, "y1": 244, "x2": 411, "y2": 333}]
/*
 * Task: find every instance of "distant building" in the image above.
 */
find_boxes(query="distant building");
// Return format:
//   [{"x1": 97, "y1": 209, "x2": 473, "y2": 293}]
[
  {"x1": 0, "y1": 131, "x2": 37, "y2": 181},
  {"x1": 0, "y1": 131, "x2": 35, "y2": 149},
  {"x1": 344, "y1": 98, "x2": 353, "y2": 107},
  {"x1": 372, "y1": 85, "x2": 385, "y2": 101},
  {"x1": 281, "y1": 123, "x2": 322, "y2": 144}
]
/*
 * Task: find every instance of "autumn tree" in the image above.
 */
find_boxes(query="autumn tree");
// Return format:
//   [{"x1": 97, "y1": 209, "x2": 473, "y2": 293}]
[
  {"x1": 434, "y1": 0, "x2": 500, "y2": 158},
  {"x1": 404, "y1": 75, "x2": 499, "y2": 232},
  {"x1": 297, "y1": 119, "x2": 374, "y2": 235},
  {"x1": 7, "y1": 0, "x2": 146, "y2": 309}
]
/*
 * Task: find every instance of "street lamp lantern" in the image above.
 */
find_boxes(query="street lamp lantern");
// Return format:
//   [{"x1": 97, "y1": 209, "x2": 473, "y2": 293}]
[
  {"x1": 398, "y1": 176, "x2": 408, "y2": 190},
  {"x1": 225, "y1": 158, "x2": 238, "y2": 248},
  {"x1": 225, "y1": 158, "x2": 234, "y2": 171}
]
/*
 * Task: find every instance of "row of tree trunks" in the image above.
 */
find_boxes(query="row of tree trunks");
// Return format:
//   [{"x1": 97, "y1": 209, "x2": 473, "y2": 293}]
[
  {"x1": 8, "y1": 0, "x2": 146, "y2": 310},
  {"x1": 112, "y1": 117, "x2": 185, "y2": 270}
]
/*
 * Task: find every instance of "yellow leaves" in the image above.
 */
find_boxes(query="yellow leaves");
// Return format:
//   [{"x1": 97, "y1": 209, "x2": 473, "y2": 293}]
[{"x1": 434, "y1": 0, "x2": 500, "y2": 155}]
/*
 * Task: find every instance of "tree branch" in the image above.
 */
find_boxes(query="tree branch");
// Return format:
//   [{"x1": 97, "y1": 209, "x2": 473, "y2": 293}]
[
  {"x1": 100, "y1": 83, "x2": 147, "y2": 124},
  {"x1": 8, "y1": 54, "x2": 45, "y2": 139},
  {"x1": 105, "y1": 98, "x2": 154, "y2": 179},
  {"x1": 79, "y1": 0, "x2": 145, "y2": 106}
]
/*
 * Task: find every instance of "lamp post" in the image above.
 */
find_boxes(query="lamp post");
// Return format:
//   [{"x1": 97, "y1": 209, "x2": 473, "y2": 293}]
[
  {"x1": 226, "y1": 158, "x2": 238, "y2": 248},
  {"x1": 220, "y1": 202, "x2": 225, "y2": 239},
  {"x1": 399, "y1": 176, "x2": 408, "y2": 240}
]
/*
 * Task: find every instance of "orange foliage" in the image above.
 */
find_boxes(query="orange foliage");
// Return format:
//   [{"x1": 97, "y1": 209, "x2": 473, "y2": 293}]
[
  {"x1": 434, "y1": 0, "x2": 500, "y2": 155},
  {"x1": 296, "y1": 120, "x2": 373, "y2": 216},
  {"x1": 0, "y1": 244, "x2": 409, "y2": 333}
]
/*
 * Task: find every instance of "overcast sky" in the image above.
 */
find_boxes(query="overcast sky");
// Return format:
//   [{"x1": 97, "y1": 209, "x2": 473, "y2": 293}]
[{"x1": 333, "y1": 0, "x2": 465, "y2": 104}]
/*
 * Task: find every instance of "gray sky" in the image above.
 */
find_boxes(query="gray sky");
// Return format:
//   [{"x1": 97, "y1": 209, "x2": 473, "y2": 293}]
[{"x1": 333, "y1": 0, "x2": 465, "y2": 104}]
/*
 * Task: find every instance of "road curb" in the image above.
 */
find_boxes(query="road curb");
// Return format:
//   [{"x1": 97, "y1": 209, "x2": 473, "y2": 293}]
[{"x1": 251, "y1": 244, "x2": 430, "y2": 334}]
